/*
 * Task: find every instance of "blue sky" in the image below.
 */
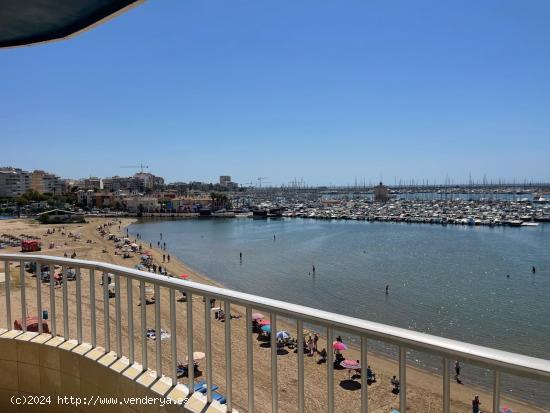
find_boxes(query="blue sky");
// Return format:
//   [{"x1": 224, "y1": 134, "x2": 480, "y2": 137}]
[{"x1": 1, "y1": 0, "x2": 549, "y2": 185}]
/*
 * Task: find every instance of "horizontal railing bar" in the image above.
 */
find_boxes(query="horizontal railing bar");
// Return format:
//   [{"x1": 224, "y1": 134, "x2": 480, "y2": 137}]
[{"x1": 3, "y1": 253, "x2": 550, "y2": 382}]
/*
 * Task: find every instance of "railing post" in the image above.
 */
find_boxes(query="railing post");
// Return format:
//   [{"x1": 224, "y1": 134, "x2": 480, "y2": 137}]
[
  {"x1": 49, "y1": 262, "x2": 56, "y2": 336},
  {"x1": 271, "y1": 312, "x2": 277, "y2": 413},
  {"x1": 493, "y1": 370, "x2": 501, "y2": 413},
  {"x1": 127, "y1": 278, "x2": 134, "y2": 364},
  {"x1": 115, "y1": 273, "x2": 122, "y2": 357},
  {"x1": 169, "y1": 288, "x2": 177, "y2": 385},
  {"x1": 204, "y1": 296, "x2": 213, "y2": 403},
  {"x1": 225, "y1": 301, "x2": 233, "y2": 411},
  {"x1": 361, "y1": 337, "x2": 368, "y2": 413},
  {"x1": 443, "y1": 358, "x2": 450, "y2": 413},
  {"x1": 62, "y1": 266, "x2": 68, "y2": 339},
  {"x1": 20, "y1": 262, "x2": 26, "y2": 332},
  {"x1": 399, "y1": 346, "x2": 407, "y2": 413},
  {"x1": 140, "y1": 281, "x2": 147, "y2": 370},
  {"x1": 89, "y1": 269, "x2": 96, "y2": 347},
  {"x1": 35, "y1": 261, "x2": 43, "y2": 334},
  {"x1": 4, "y1": 261, "x2": 11, "y2": 330},
  {"x1": 327, "y1": 328, "x2": 334, "y2": 413},
  {"x1": 103, "y1": 272, "x2": 110, "y2": 352},
  {"x1": 75, "y1": 267, "x2": 82, "y2": 343},
  {"x1": 246, "y1": 307, "x2": 254, "y2": 413},
  {"x1": 187, "y1": 292, "x2": 194, "y2": 392},
  {"x1": 154, "y1": 284, "x2": 161, "y2": 377},
  {"x1": 297, "y1": 319, "x2": 305, "y2": 413}
]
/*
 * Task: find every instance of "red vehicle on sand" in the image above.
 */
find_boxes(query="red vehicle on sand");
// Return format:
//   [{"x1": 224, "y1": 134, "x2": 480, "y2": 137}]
[{"x1": 21, "y1": 240, "x2": 42, "y2": 252}]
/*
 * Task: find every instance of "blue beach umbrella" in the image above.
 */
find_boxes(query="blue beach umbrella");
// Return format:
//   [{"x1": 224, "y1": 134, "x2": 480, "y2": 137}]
[
  {"x1": 261, "y1": 325, "x2": 271, "y2": 333},
  {"x1": 276, "y1": 331, "x2": 290, "y2": 341}
]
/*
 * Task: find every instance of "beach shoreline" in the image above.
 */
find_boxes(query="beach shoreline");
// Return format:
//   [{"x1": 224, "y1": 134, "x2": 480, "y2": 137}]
[{"x1": 0, "y1": 217, "x2": 547, "y2": 412}]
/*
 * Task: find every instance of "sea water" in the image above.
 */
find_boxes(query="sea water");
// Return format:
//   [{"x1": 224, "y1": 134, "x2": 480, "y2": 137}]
[{"x1": 130, "y1": 218, "x2": 550, "y2": 407}]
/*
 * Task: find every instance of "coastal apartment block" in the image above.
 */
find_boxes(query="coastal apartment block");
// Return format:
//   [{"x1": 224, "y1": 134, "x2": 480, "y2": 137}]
[
  {"x1": 30, "y1": 170, "x2": 66, "y2": 195},
  {"x1": 0, "y1": 168, "x2": 66, "y2": 198},
  {"x1": 0, "y1": 167, "x2": 32, "y2": 197}
]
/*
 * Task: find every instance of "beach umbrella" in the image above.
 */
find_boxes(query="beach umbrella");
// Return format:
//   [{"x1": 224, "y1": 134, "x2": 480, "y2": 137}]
[
  {"x1": 258, "y1": 319, "x2": 270, "y2": 326},
  {"x1": 332, "y1": 341, "x2": 347, "y2": 351},
  {"x1": 276, "y1": 331, "x2": 291, "y2": 341},
  {"x1": 185, "y1": 351, "x2": 206, "y2": 361},
  {"x1": 340, "y1": 359, "x2": 361, "y2": 379},
  {"x1": 251, "y1": 313, "x2": 264, "y2": 320},
  {"x1": 179, "y1": 274, "x2": 189, "y2": 279},
  {"x1": 261, "y1": 325, "x2": 271, "y2": 333},
  {"x1": 340, "y1": 359, "x2": 360, "y2": 369}
]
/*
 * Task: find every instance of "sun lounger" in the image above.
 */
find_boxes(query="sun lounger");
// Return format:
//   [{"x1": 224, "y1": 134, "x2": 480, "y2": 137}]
[
  {"x1": 212, "y1": 392, "x2": 226, "y2": 404},
  {"x1": 193, "y1": 380, "x2": 219, "y2": 394}
]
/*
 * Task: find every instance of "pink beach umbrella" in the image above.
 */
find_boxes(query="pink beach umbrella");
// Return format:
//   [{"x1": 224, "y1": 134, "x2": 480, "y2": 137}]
[
  {"x1": 340, "y1": 359, "x2": 361, "y2": 369},
  {"x1": 179, "y1": 274, "x2": 189, "y2": 279},
  {"x1": 258, "y1": 319, "x2": 271, "y2": 326},
  {"x1": 332, "y1": 341, "x2": 348, "y2": 351},
  {"x1": 340, "y1": 359, "x2": 361, "y2": 379},
  {"x1": 251, "y1": 313, "x2": 264, "y2": 320}
]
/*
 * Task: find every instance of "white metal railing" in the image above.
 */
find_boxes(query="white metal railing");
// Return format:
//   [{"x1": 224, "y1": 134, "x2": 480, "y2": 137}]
[{"x1": 2, "y1": 253, "x2": 550, "y2": 412}]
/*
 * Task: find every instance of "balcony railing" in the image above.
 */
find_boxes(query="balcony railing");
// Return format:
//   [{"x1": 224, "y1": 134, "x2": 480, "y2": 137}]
[{"x1": 1, "y1": 253, "x2": 550, "y2": 412}]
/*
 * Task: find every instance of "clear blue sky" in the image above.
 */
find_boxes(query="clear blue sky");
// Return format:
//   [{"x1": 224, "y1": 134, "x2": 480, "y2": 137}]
[{"x1": 1, "y1": 0, "x2": 549, "y2": 185}]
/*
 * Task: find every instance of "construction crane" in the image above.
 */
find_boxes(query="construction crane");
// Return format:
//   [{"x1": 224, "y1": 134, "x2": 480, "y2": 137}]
[
  {"x1": 120, "y1": 164, "x2": 149, "y2": 173},
  {"x1": 257, "y1": 177, "x2": 269, "y2": 188}
]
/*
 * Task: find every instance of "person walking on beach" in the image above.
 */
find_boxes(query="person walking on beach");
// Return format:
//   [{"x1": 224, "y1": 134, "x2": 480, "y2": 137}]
[
  {"x1": 163, "y1": 242, "x2": 166, "y2": 250},
  {"x1": 157, "y1": 241, "x2": 160, "y2": 247},
  {"x1": 312, "y1": 265, "x2": 316, "y2": 275},
  {"x1": 455, "y1": 361, "x2": 462, "y2": 384},
  {"x1": 273, "y1": 234, "x2": 276, "y2": 241},
  {"x1": 160, "y1": 232, "x2": 162, "y2": 240},
  {"x1": 472, "y1": 395, "x2": 481, "y2": 413},
  {"x1": 239, "y1": 252, "x2": 242, "y2": 262},
  {"x1": 307, "y1": 336, "x2": 314, "y2": 356},
  {"x1": 313, "y1": 333, "x2": 319, "y2": 353},
  {"x1": 167, "y1": 254, "x2": 170, "y2": 263},
  {"x1": 532, "y1": 266, "x2": 536, "y2": 274},
  {"x1": 163, "y1": 254, "x2": 166, "y2": 262},
  {"x1": 149, "y1": 242, "x2": 152, "y2": 248},
  {"x1": 385, "y1": 285, "x2": 389, "y2": 295}
]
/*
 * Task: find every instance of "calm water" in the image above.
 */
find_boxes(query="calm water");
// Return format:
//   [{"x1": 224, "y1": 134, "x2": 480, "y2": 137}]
[{"x1": 129, "y1": 218, "x2": 550, "y2": 406}]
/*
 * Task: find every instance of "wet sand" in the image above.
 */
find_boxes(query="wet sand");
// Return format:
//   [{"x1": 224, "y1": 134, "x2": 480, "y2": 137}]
[{"x1": 0, "y1": 218, "x2": 545, "y2": 412}]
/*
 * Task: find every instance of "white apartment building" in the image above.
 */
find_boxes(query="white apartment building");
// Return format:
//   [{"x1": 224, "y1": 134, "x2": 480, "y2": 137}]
[{"x1": 0, "y1": 167, "x2": 32, "y2": 197}]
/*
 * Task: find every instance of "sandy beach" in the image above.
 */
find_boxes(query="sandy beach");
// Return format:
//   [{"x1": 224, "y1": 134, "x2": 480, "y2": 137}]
[{"x1": 0, "y1": 217, "x2": 545, "y2": 413}]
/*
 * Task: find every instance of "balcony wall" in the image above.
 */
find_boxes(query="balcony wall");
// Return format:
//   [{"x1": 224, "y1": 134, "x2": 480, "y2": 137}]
[{"x1": 0, "y1": 329, "x2": 225, "y2": 413}]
